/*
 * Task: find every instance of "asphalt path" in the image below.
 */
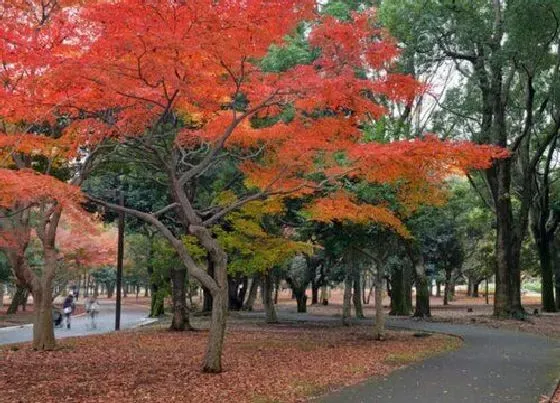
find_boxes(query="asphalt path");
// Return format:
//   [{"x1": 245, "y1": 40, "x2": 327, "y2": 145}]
[{"x1": 0, "y1": 301, "x2": 154, "y2": 345}]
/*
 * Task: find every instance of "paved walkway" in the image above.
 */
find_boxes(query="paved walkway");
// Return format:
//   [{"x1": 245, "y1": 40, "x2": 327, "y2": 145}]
[
  {"x1": 0, "y1": 301, "x2": 154, "y2": 345},
  {"x1": 242, "y1": 310, "x2": 560, "y2": 403}
]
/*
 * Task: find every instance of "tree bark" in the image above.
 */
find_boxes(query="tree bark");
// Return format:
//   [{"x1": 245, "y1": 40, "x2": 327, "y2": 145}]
[
  {"x1": 537, "y1": 238, "x2": 557, "y2": 312},
  {"x1": 373, "y1": 268, "x2": 385, "y2": 340},
  {"x1": 435, "y1": 281, "x2": 442, "y2": 298},
  {"x1": 488, "y1": 161, "x2": 525, "y2": 317},
  {"x1": 170, "y1": 267, "x2": 193, "y2": 331},
  {"x1": 202, "y1": 254, "x2": 228, "y2": 373},
  {"x1": 294, "y1": 289, "x2": 307, "y2": 313},
  {"x1": 202, "y1": 257, "x2": 214, "y2": 313},
  {"x1": 31, "y1": 247, "x2": 58, "y2": 351},
  {"x1": 106, "y1": 283, "x2": 114, "y2": 299},
  {"x1": 410, "y1": 248, "x2": 430, "y2": 318},
  {"x1": 273, "y1": 277, "x2": 279, "y2": 304},
  {"x1": 263, "y1": 274, "x2": 277, "y2": 323},
  {"x1": 320, "y1": 284, "x2": 329, "y2": 305},
  {"x1": 342, "y1": 273, "x2": 352, "y2": 325},
  {"x1": 242, "y1": 277, "x2": 259, "y2": 311},
  {"x1": 311, "y1": 280, "x2": 319, "y2": 305},
  {"x1": 472, "y1": 281, "x2": 480, "y2": 298},
  {"x1": 0, "y1": 282, "x2": 4, "y2": 310},
  {"x1": 7, "y1": 285, "x2": 26, "y2": 314},
  {"x1": 352, "y1": 269, "x2": 364, "y2": 319},
  {"x1": 443, "y1": 268, "x2": 452, "y2": 306},
  {"x1": 389, "y1": 266, "x2": 411, "y2": 315},
  {"x1": 227, "y1": 276, "x2": 248, "y2": 311}
]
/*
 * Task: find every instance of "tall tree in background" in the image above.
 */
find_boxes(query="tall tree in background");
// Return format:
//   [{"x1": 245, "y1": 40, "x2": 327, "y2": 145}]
[{"x1": 380, "y1": 0, "x2": 560, "y2": 316}]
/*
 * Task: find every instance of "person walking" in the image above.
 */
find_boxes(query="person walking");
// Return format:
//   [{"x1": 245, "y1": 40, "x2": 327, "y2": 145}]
[
  {"x1": 62, "y1": 293, "x2": 74, "y2": 329},
  {"x1": 85, "y1": 296, "x2": 100, "y2": 329}
]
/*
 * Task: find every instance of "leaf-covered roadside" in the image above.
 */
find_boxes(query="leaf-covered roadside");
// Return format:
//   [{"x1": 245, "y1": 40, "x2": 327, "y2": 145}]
[{"x1": 0, "y1": 326, "x2": 460, "y2": 403}]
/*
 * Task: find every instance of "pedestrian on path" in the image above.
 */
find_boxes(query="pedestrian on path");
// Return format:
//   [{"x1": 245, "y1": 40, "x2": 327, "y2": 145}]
[
  {"x1": 86, "y1": 296, "x2": 100, "y2": 329},
  {"x1": 62, "y1": 293, "x2": 74, "y2": 329}
]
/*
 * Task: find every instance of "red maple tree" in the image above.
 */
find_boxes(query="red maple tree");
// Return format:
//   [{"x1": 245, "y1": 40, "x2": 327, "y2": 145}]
[{"x1": 1, "y1": 0, "x2": 506, "y2": 370}]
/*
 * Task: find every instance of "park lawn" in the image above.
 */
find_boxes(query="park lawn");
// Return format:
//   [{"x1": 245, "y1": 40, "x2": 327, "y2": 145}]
[{"x1": 0, "y1": 325, "x2": 460, "y2": 403}]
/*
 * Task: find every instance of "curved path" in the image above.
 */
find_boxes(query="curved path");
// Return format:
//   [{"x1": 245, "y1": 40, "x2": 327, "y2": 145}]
[
  {"x1": 321, "y1": 319, "x2": 560, "y2": 403},
  {"x1": 241, "y1": 310, "x2": 560, "y2": 403},
  {"x1": 0, "y1": 301, "x2": 154, "y2": 346}
]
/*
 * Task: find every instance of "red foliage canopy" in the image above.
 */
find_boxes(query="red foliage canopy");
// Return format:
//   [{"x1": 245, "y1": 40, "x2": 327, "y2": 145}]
[{"x1": 0, "y1": 0, "x2": 508, "y2": 237}]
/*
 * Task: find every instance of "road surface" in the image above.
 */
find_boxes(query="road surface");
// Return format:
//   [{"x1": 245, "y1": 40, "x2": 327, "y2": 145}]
[{"x1": 0, "y1": 301, "x2": 154, "y2": 345}]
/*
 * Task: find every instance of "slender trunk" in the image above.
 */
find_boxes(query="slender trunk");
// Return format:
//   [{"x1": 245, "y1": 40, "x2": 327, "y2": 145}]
[
  {"x1": 467, "y1": 278, "x2": 473, "y2": 297},
  {"x1": 202, "y1": 255, "x2": 228, "y2": 373},
  {"x1": 373, "y1": 268, "x2": 385, "y2": 340},
  {"x1": 228, "y1": 276, "x2": 247, "y2": 311},
  {"x1": 107, "y1": 283, "x2": 114, "y2": 299},
  {"x1": 273, "y1": 277, "x2": 279, "y2": 304},
  {"x1": 472, "y1": 282, "x2": 480, "y2": 298},
  {"x1": 294, "y1": 289, "x2": 307, "y2": 313},
  {"x1": 320, "y1": 284, "x2": 329, "y2": 305},
  {"x1": 311, "y1": 280, "x2": 319, "y2": 305},
  {"x1": 342, "y1": 273, "x2": 352, "y2": 325},
  {"x1": 20, "y1": 288, "x2": 28, "y2": 311},
  {"x1": 242, "y1": 277, "x2": 259, "y2": 311},
  {"x1": 537, "y1": 238, "x2": 557, "y2": 312},
  {"x1": 0, "y1": 282, "x2": 4, "y2": 310},
  {"x1": 170, "y1": 267, "x2": 192, "y2": 331},
  {"x1": 435, "y1": 281, "x2": 442, "y2": 298},
  {"x1": 202, "y1": 257, "x2": 214, "y2": 313},
  {"x1": 32, "y1": 250, "x2": 57, "y2": 351},
  {"x1": 7, "y1": 285, "x2": 26, "y2": 314},
  {"x1": 443, "y1": 268, "x2": 452, "y2": 306},
  {"x1": 263, "y1": 274, "x2": 277, "y2": 323},
  {"x1": 555, "y1": 247, "x2": 560, "y2": 310},
  {"x1": 352, "y1": 269, "x2": 364, "y2": 319}
]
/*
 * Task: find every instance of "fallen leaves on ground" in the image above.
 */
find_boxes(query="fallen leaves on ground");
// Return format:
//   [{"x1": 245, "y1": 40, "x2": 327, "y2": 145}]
[{"x1": 0, "y1": 325, "x2": 459, "y2": 403}]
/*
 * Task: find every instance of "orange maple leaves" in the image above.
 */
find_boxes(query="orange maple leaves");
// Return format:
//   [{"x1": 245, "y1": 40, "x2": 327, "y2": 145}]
[{"x1": 0, "y1": 0, "x2": 509, "y2": 241}]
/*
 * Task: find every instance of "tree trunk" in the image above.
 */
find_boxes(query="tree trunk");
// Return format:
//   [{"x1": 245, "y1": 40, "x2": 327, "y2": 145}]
[
  {"x1": 555, "y1": 248, "x2": 560, "y2": 310},
  {"x1": 373, "y1": 268, "x2": 385, "y2": 340},
  {"x1": 242, "y1": 277, "x2": 259, "y2": 311},
  {"x1": 536, "y1": 237, "x2": 557, "y2": 312},
  {"x1": 170, "y1": 267, "x2": 193, "y2": 331},
  {"x1": 31, "y1": 248, "x2": 58, "y2": 351},
  {"x1": 202, "y1": 257, "x2": 214, "y2": 313},
  {"x1": 0, "y1": 282, "x2": 4, "y2": 310},
  {"x1": 472, "y1": 281, "x2": 480, "y2": 298},
  {"x1": 311, "y1": 280, "x2": 319, "y2": 305},
  {"x1": 352, "y1": 269, "x2": 364, "y2": 319},
  {"x1": 412, "y1": 252, "x2": 430, "y2": 318},
  {"x1": 202, "y1": 255, "x2": 228, "y2": 373},
  {"x1": 342, "y1": 273, "x2": 352, "y2": 325},
  {"x1": 320, "y1": 284, "x2": 329, "y2": 305},
  {"x1": 389, "y1": 266, "x2": 411, "y2": 315},
  {"x1": 7, "y1": 285, "x2": 26, "y2": 314},
  {"x1": 443, "y1": 268, "x2": 452, "y2": 306},
  {"x1": 435, "y1": 281, "x2": 442, "y2": 298},
  {"x1": 20, "y1": 288, "x2": 28, "y2": 311},
  {"x1": 107, "y1": 283, "x2": 114, "y2": 299},
  {"x1": 294, "y1": 289, "x2": 307, "y2": 313},
  {"x1": 227, "y1": 276, "x2": 247, "y2": 311},
  {"x1": 31, "y1": 282, "x2": 56, "y2": 350},
  {"x1": 273, "y1": 277, "x2": 279, "y2": 304},
  {"x1": 488, "y1": 161, "x2": 524, "y2": 318},
  {"x1": 467, "y1": 278, "x2": 473, "y2": 297},
  {"x1": 263, "y1": 274, "x2": 277, "y2": 323}
]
